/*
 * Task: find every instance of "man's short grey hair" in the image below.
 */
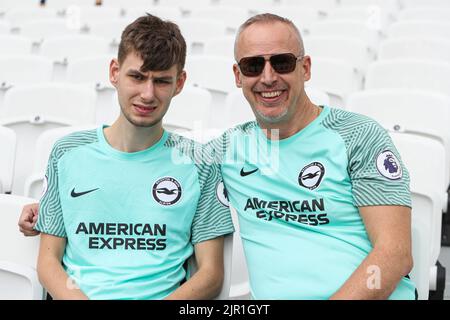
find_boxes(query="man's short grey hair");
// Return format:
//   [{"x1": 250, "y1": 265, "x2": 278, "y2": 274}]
[{"x1": 234, "y1": 13, "x2": 305, "y2": 61}]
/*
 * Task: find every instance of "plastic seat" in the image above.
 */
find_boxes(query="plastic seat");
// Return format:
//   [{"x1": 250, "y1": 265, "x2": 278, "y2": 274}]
[
  {"x1": 190, "y1": 6, "x2": 249, "y2": 33},
  {"x1": 309, "y1": 20, "x2": 383, "y2": 55},
  {"x1": 0, "y1": 55, "x2": 53, "y2": 109},
  {"x1": 365, "y1": 59, "x2": 450, "y2": 98},
  {"x1": 306, "y1": 57, "x2": 362, "y2": 107},
  {"x1": 0, "y1": 21, "x2": 11, "y2": 34},
  {"x1": 126, "y1": 6, "x2": 183, "y2": 23},
  {"x1": 85, "y1": 18, "x2": 130, "y2": 46},
  {"x1": 268, "y1": 6, "x2": 326, "y2": 33},
  {"x1": 203, "y1": 36, "x2": 236, "y2": 58},
  {"x1": 0, "y1": 35, "x2": 32, "y2": 55},
  {"x1": 399, "y1": 8, "x2": 450, "y2": 22},
  {"x1": 0, "y1": 261, "x2": 44, "y2": 300},
  {"x1": 0, "y1": 194, "x2": 44, "y2": 299},
  {"x1": 280, "y1": 0, "x2": 337, "y2": 10},
  {"x1": 102, "y1": 0, "x2": 157, "y2": 8},
  {"x1": 44, "y1": 0, "x2": 100, "y2": 9},
  {"x1": 19, "y1": 19, "x2": 79, "y2": 45},
  {"x1": 0, "y1": 55, "x2": 53, "y2": 89},
  {"x1": 409, "y1": 190, "x2": 435, "y2": 299},
  {"x1": 0, "y1": 126, "x2": 16, "y2": 194},
  {"x1": 4, "y1": 7, "x2": 58, "y2": 28},
  {"x1": 0, "y1": 194, "x2": 41, "y2": 268},
  {"x1": 23, "y1": 125, "x2": 96, "y2": 200},
  {"x1": 387, "y1": 21, "x2": 450, "y2": 40},
  {"x1": 399, "y1": 0, "x2": 450, "y2": 9},
  {"x1": 0, "y1": 83, "x2": 96, "y2": 195},
  {"x1": 338, "y1": 0, "x2": 400, "y2": 13},
  {"x1": 347, "y1": 89, "x2": 450, "y2": 190},
  {"x1": 304, "y1": 35, "x2": 372, "y2": 75},
  {"x1": 40, "y1": 35, "x2": 111, "y2": 64},
  {"x1": 163, "y1": 86, "x2": 212, "y2": 133},
  {"x1": 326, "y1": 7, "x2": 394, "y2": 30},
  {"x1": 389, "y1": 132, "x2": 446, "y2": 297},
  {"x1": 378, "y1": 37, "x2": 450, "y2": 62}
]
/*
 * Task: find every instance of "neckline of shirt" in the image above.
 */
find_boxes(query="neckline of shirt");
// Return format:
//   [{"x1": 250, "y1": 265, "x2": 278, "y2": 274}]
[
  {"x1": 97, "y1": 125, "x2": 169, "y2": 160},
  {"x1": 256, "y1": 105, "x2": 330, "y2": 145}
]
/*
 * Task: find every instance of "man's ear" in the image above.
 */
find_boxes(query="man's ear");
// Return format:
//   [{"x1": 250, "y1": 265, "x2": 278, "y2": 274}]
[
  {"x1": 302, "y1": 55, "x2": 312, "y2": 82},
  {"x1": 109, "y1": 58, "x2": 120, "y2": 88},
  {"x1": 174, "y1": 70, "x2": 187, "y2": 97},
  {"x1": 233, "y1": 64, "x2": 242, "y2": 88}
]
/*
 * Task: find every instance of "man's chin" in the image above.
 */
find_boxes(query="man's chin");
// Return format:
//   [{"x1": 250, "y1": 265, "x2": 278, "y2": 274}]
[{"x1": 255, "y1": 109, "x2": 289, "y2": 124}]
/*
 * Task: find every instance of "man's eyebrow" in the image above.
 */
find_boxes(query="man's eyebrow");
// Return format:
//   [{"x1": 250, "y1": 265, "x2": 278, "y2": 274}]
[{"x1": 126, "y1": 69, "x2": 145, "y2": 75}]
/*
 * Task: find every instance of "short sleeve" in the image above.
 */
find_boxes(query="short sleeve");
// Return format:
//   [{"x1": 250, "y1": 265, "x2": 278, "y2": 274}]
[
  {"x1": 348, "y1": 121, "x2": 411, "y2": 208},
  {"x1": 34, "y1": 143, "x2": 67, "y2": 237},
  {"x1": 190, "y1": 160, "x2": 234, "y2": 245}
]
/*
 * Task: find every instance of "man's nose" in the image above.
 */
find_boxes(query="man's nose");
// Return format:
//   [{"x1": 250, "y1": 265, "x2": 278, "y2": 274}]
[
  {"x1": 140, "y1": 80, "x2": 155, "y2": 102},
  {"x1": 260, "y1": 60, "x2": 277, "y2": 86}
]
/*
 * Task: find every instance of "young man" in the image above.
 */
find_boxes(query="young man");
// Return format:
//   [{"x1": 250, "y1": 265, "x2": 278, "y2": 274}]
[
  {"x1": 207, "y1": 13, "x2": 416, "y2": 299},
  {"x1": 24, "y1": 14, "x2": 234, "y2": 300}
]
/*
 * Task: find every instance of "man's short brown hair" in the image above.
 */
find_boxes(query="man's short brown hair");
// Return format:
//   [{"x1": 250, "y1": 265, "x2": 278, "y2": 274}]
[{"x1": 118, "y1": 14, "x2": 186, "y2": 73}]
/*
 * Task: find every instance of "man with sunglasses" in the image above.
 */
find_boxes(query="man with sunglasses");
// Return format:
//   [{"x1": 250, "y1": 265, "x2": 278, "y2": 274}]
[{"x1": 208, "y1": 13, "x2": 416, "y2": 299}]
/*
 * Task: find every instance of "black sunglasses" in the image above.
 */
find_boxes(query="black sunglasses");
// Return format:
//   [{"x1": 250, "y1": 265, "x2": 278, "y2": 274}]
[{"x1": 238, "y1": 53, "x2": 303, "y2": 77}]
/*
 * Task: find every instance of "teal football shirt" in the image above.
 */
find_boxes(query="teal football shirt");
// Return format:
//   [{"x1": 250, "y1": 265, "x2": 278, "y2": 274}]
[
  {"x1": 208, "y1": 106, "x2": 416, "y2": 300},
  {"x1": 35, "y1": 126, "x2": 234, "y2": 300}
]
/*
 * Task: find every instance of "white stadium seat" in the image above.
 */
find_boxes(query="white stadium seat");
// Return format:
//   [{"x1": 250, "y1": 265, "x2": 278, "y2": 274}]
[
  {"x1": 0, "y1": 126, "x2": 16, "y2": 194},
  {"x1": 387, "y1": 21, "x2": 450, "y2": 40},
  {"x1": 0, "y1": 194, "x2": 41, "y2": 269},
  {"x1": 0, "y1": 194, "x2": 44, "y2": 300},
  {"x1": 390, "y1": 132, "x2": 446, "y2": 297},
  {"x1": 347, "y1": 88, "x2": 450, "y2": 201},
  {"x1": 0, "y1": 83, "x2": 96, "y2": 195},
  {"x1": 304, "y1": 35, "x2": 372, "y2": 75},
  {"x1": 4, "y1": 7, "x2": 58, "y2": 28},
  {"x1": 40, "y1": 35, "x2": 111, "y2": 64},
  {"x1": 307, "y1": 57, "x2": 362, "y2": 107},
  {"x1": 19, "y1": 19, "x2": 79, "y2": 45},
  {"x1": 0, "y1": 55, "x2": 53, "y2": 109},
  {"x1": 0, "y1": 21, "x2": 11, "y2": 34},
  {"x1": 0, "y1": 260, "x2": 44, "y2": 300},
  {"x1": 378, "y1": 37, "x2": 450, "y2": 62},
  {"x1": 399, "y1": 8, "x2": 450, "y2": 22},
  {"x1": 190, "y1": 6, "x2": 249, "y2": 33},
  {"x1": 0, "y1": 35, "x2": 32, "y2": 55},
  {"x1": 365, "y1": 60, "x2": 450, "y2": 98},
  {"x1": 399, "y1": 0, "x2": 450, "y2": 9},
  {"x1": 164, "y1": 86, "x2": 212, "y2": 133},
  {"x1": 23, "y1": 125, "x2": 96, "y2": 200},
  {"x1": 309, "y1": 20, "x2": 383, "y2": 55},
  {"x1": 126, "y1": 6, "x2": 183, "y2": 22}
]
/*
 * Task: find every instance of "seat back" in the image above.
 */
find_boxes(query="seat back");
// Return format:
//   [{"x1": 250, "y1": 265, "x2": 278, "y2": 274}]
[
  {"x1": 0, "y1": 126, "x2": 16, "y2": 194},
  {"x1": 23, "y1": 125, "x2": 97, "y2": 199},
  {"x1": 163, "y1": 86, "x2": 212, "y2": 132},
  {"x1": 389, "y1": 132, "x2": 446, "y2": 266},
  {"x1": 365, "y1": 60, "x2": 450, "y2": 98},
  {"x1": 40, "y1": 35, "x2": 111, "y2": 63},
  {"x1": 347, "y1": 89, "x2": 450, "y2": 187},
  {"x1": 0, "y1": 261, "x2": 44, "y2": 300},
  {"x1": 1, "y1": 84, "x2": 96, "y2": 195},
  {"x1": 378, "y1": 37, "x2": 450, "y2": 62}
]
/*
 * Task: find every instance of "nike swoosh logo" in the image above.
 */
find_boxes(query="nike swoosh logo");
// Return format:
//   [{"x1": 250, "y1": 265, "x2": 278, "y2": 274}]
[
  {"x1": 240, "y1": 168, "x2": 258, "y2": 177},
  {"x1": 71, "y1": 188, "x2": 99, "y2": 198}
]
